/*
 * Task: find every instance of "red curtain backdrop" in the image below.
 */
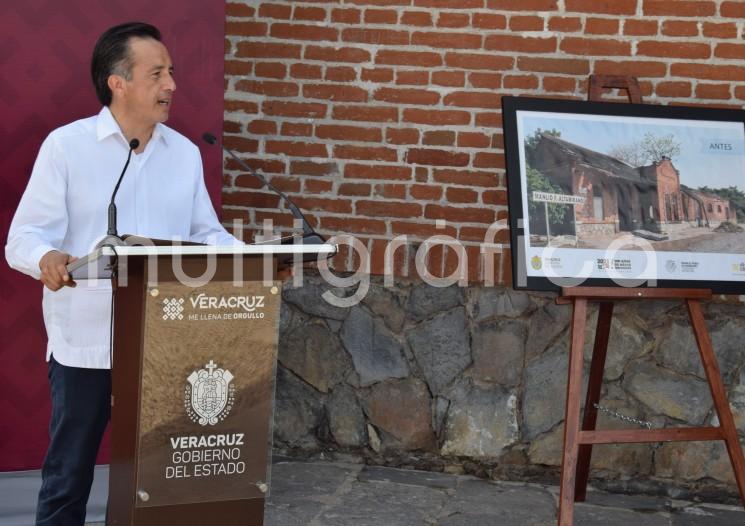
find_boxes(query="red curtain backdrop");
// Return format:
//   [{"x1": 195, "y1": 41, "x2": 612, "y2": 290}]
[{"x1": 0, "y1": 1, "x2": 225, "y2": 471}]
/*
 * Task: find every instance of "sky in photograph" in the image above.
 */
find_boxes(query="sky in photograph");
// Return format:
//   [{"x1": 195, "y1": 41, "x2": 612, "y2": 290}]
[{"x1": 519, "y1": 111, "x2": 745, "y2": 192}]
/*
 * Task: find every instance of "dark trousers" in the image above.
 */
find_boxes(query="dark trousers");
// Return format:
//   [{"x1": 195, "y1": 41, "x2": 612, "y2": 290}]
[{"x1": 36, "y1": 356, "x2": 111, "y2": 526}]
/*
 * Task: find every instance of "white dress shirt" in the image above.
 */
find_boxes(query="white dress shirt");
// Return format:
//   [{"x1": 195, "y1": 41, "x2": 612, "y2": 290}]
[{"x1": 5, "y1": 107, "x2": 238, "y2": 369}]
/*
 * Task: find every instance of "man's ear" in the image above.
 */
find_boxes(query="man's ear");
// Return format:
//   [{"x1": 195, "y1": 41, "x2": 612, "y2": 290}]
[{"x1": 107, "y1": 74, "x2": 126, "y2": 101}]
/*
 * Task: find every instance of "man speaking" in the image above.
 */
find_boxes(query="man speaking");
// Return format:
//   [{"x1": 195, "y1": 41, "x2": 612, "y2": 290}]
[{"x1": 5, "y1": 22, "x2": 237, "y2": 525}]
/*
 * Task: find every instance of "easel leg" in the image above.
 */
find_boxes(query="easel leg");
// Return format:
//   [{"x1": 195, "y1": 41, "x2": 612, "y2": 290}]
[
  {"x1": 559, "y1": 298, "x2": 588, "y2": 526},
  {"x1": 687, "y1": 299, "x2": 745, "y2": 505},
  {"x1": 574, "y1": 302, "x2": 614, "y2": 502}
]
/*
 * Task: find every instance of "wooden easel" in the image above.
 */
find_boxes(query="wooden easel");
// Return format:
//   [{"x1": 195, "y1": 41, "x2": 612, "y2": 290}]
[{"x1": 556, "y1": 76, "x2": 745, "y2": 525}]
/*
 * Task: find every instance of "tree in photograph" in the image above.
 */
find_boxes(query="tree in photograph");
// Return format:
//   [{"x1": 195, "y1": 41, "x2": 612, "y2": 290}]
[
  {"x1": 608, "y1": 133, "x2": 682, "y2": 167},
  {"x1": 526, "y1": 167, "x2": 573, "y2": 235},
  {"x1": 524, "y1": 128, "x2": 561, "y2": 167}
]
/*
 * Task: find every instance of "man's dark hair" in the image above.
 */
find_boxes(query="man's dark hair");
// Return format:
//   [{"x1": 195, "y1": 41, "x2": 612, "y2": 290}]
[{"x1": 91, "y1": 22, "x2": 162, "y2": 106}]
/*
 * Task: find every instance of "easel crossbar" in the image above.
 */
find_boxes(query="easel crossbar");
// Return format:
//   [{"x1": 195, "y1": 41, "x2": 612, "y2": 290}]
[{"x1": 579, "y1": 427, "x2": 723, "y2": 445}]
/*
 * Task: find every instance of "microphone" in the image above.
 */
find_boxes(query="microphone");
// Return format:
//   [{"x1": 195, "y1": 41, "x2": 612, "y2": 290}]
[
  {"x1": 97, "y1": 138, "x2": 139, "y2": 248},
  {"x1": 202, "y1": 132, "x2": 325, "y2": 244}
]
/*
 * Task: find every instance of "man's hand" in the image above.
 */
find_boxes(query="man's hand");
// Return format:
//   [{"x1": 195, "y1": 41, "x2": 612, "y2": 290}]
[{"x1": 39, "y1": 250, "x2": 78, "y2": 291}]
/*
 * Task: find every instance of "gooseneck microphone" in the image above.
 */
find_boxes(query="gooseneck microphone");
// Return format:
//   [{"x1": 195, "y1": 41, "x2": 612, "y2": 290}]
[
  {"x1": 107, "y1": 138, "x2": 140, "y2": 237},
  {"x1": 202, "y1": 132, "x2": 324, "y2": 244}
]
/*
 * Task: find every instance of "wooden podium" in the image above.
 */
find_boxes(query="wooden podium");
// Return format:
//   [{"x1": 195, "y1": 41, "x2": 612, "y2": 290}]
[{"x1": 71, "y1": 242, "x2": 335, "y2": 525}]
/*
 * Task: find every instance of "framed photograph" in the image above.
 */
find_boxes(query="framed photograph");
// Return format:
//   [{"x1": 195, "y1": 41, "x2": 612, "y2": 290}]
[{"x1": 502, "y1": 96, "x2": 745, "y2": 293}]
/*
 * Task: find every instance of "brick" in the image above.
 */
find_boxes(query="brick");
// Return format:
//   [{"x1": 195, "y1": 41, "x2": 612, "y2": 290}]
[
  {"x1": 335, "y1": 145, "x2": 398, "y2": 162},
  {"x1": 518, "y1": 57, "x2": 589, "y2": 75},
  {"x1": 655, "y1": 81, "x2": 692, "y2": 98},
  {"x1": 566, "y1": 0, "x2": 636, "y2": 14},
  {"x1": 332, "y1": 8, "x2": 361, "y2": 24},
  {"x1": 321, "y1": 216, "x2": 386, "y2": 235},
  {"x1": 374, "y1": 87, "x2": 440, "y2": 105},
  {"x1": 316, "y1": 124, "x2": 382, "y2": 142},
  {"x1": 412, "y1": 31, "x2": 482, "y2": 49},
  {"x1": 425, "y1": 205, "x2": 495, "y2": 224},
  {"x1": 469, "y1": 72, "x2": 502, "y2": 89},
  {"x1": 482, "y1": 189, "x2": 508, "y2": 206},
  {"x1": 365, "y1": 8, "x2": 398, "y2": 24},
  {"x1": 432, "y1": 70, "x2": 465, "y2": 87},
  {"x1": 396, "y1": 70, "x2": 429, "y2": 85},
  {"x1": 594, "y1": 60, "x2": 667, "y2": 77},
  {"x1": 253, "y1": 211, "x2": 294, "y2": 229},
  {"x1": 248, "y1": 120, "x2": 277, "y2": 135},
  {"x1": 445, "y1": 52, "x2": 513, "y2": 71},
  {"x1": 374, "y1": 183, "x2": 407, "y2": 199},
  {"x1": 339, "y1": 182, "x2": 372, "y2": 196},
  {"x1": 294, "y1": 6, "x2": 327, "y2": 21},
  {"x1": 406, "y1": 149, "x2": 469, "y2": 167},
  {"x1": 734, "y1": 86, "x2": 745, "y2": 101},
  {"x1": 294, "y1": 197, "x2": 352, "y2": 214},
  {"x1": 342, "y1": 28, "x2": 409, "y2": 45},
  {"x1": 695, "y1": 83, "x2": 731, "y2": 100},
  {"x1": 224, "y1": 100, "x2": 259, "y2": 114},
  {"x1": 386, "y1": 128, "x2": 420, "y2": 145},
  {"x1": 223, "y1": 135, "x2": 259, "y2": 153},
  {"x1": 344, "y1": 163, "x2": 411, "y2": 180},
  {"x1": 227, "y1": 3, "x2": 255, "y2": 17},
  {"x1": 225, "y1": 21, "x2": 267, "y2": 37},
  {"x1": 446, "y1": 187, "x2": 478, "y2": 203},
  {"x1": 437, "y1": 12, "x2": 470, "y2": 28},
  {"x1": 258, "y1": 3, "x2": 291, "y2": 19},
  {"x1": 458, "y1": 132, "x2": 491, "y2": 148},
  {"x1": 623, "y1": 19, "x2": 658, "y2": 36},
  {"x1": 585, "y1": 18, "x2": 619, "y2": 35},
  {"x1": 643, "y1": 0, "x2": 716, "y2": 17},
  {"x1": 410, "y1": 184, "x2": 443, "y2": 200},
  {"x1": 304, "y1": 84, "x2": 368, "y2": 102},
  {"x1": 715, "y1": 43, "x2": 745, "y2": 60},
  {"x1": 560, "y1": 37, "x2": 630, "y2": 56},
  {"x1": 444, "y1": 91, "x2": 501, "y2": 109},
  {"x1": 548, "y1": 16, "x2": 582, "y2": 32},
  {"x1": 671, "y1": 63, "x2": 745, "y2": 81},
  {"x1": 637, "y1": 41, "x2": 710, "y2": 59},
  {"x1": 225, "y1": 157, "x2": 286, "y2": 174},
  {"x1": 270, "y1": 23, "x2": 338, "y2": 41},
  {"x1": 721, "y1": 1, "x2": 745, "y2": 17},
  {"x1": 268, "y1": 176, "x2": 301, "y2": 193},
  {"x1": 401, "y1": 10, "x2": 433, "y2": 26},
  {"x1": 423, "y1": 131, "x2": 455, "y2": 146},
  {"x1": 362, "y1": 67, "x2": 394, "y2": 82},
  {"x1": 473, "y1": 12, "x2": 507, "y2": 29},
  {"x1": 333, "y1": 105, "x2": 398, "y2": 122},
  {"x1": 473, "y1": 152, "x2": 505, "y2": 169},
  {"x1": 235, "y1": 80, "x2": 298, "y2": 97},
  {"x1": 434, "y1": 169, "x2": 499, "y2": 187},
  {"x1": 266, "y1": 141, "x2": 328, "y2": 158},
  {"x1": 254, "y1": 62, "x2": 286, "y2": 79},
  {"x1": 225, "y1": 60, "x2": 252, "y2": 76},
  {"x1": 486, "y1": 0, "x2": 558, "y2": 10},
  {"x1": 391, "y1": 221, "x2": 457, "y2": 238},
  {"x1": 290, "y1": 63, "x2": 322, "y2": 79},
  {"x1": 484, "y1": 35, "x2": 557, "y2": 53},
  {"x1": 662, "y1": 20, "x2": 699, "y2": 37},
  {"x1": 543, "y1": 76, "x2": 577, "y2": 92},
  {"x1": 703, "y1": 22, "x2": 738, "y2": 39},
  {"x1": 404, "y1": 108, "x2": 471, "y2": 125},
  {"x1": 223, "y1": 120, "x2": 242, "y2": 134},
  {"x1": 326, "y1": 66, "x2": 358, "y2": 82},
  {"x1": 281, "y1": 122, "x2": 312, "y2": 137},
  {"x1": 235, "y1": 42, "x2": 301, "y2": 59},
  {"x1": 291, "y1": 161, "x2": 339, "y2": 176},
  {"x1": 305, "y1": 45, "x2": 371, "y2": 63},
  {"x1": 376, "y1": 50, "x2": 442, "y2": 67},
  {"x1": 509, "y1": 15, "x2": 545, "y2": 31},
  {"x1": 357, "y1": 200, "x2": 422, "y2": 218},
  {"x1": 223, "y1": 191, "x2": 280, "y2": 209}
]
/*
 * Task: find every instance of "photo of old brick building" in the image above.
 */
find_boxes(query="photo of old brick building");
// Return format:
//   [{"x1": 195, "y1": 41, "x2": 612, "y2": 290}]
[{"x1": 529, "y1": 133, "x2": 737, "y2": 244}]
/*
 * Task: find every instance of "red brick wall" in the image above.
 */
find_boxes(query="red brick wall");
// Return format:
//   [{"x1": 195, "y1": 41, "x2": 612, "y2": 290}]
[{"x1": 222, "y1": 0, "x2": 745, "y2": 284}]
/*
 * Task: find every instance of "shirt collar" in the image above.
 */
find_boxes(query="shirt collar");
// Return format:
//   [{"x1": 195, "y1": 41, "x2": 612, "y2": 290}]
[{"x1": 96, "y1": 106, "x2": 169, "y2": 147}]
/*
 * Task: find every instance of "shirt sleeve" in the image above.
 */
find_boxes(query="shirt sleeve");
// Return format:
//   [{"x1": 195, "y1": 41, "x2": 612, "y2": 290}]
[
  {"x1": 188, "y1": 150, "x2": 243, "y2": 246},
  {"x1": 4, "y1": 134, "x2": 69, "y2": 280}
]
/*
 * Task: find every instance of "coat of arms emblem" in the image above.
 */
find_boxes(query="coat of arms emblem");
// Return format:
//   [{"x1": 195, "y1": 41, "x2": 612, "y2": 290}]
[{"x1": 185, "y1": 360, "x2": 235, "y2": 426}]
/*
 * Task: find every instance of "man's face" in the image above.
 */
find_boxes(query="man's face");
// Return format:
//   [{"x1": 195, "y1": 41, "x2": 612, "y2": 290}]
[{"x1": 117, "y1": 37, "x2": 176, "y2": 126}]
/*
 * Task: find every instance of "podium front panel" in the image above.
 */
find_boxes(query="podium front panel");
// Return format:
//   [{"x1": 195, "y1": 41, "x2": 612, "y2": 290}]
[{"x1": 133, "y1": 279, "x2": 281, "y2": 508}]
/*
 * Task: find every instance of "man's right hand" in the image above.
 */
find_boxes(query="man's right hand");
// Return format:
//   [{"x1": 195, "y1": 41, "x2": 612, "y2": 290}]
[{"x1": 39, "y1": 250, "x2": 78, "y2": 291}]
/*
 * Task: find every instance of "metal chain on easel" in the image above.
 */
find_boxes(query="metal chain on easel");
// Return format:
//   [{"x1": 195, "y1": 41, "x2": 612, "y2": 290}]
[{"x1": 592, "y1": 403, "x2": 663, "y2": 450}]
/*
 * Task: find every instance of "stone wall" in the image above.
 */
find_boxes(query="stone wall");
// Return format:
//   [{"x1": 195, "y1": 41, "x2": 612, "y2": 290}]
[{"x1": 273, "y1": 273, "x2": 745, "y2": 502}]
